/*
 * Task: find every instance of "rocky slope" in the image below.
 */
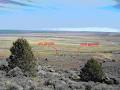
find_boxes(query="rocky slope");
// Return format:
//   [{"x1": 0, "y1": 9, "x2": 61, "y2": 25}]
[{"x1": 0, "y1": 59, "x2": 120, "y2": 90}]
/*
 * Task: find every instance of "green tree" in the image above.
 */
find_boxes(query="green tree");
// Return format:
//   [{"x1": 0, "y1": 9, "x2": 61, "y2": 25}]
[
  {"x1": 80, "y1": 58, "x2": 105, "y2": 82},
  {"x1": 8, "y1": 38, "x2": 36, "y2": 76}
]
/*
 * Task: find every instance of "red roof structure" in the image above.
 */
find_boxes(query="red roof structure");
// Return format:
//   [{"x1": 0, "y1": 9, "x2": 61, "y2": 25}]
[{"x1": 80, "y1": 42, "x2": 99, "y2": 47}]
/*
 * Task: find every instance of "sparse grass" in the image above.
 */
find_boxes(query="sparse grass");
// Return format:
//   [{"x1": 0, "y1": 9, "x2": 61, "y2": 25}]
[
  {"x1": 0, "y1": 33, "x2": 120, "y2": 58},
  {"x1": 0, "y1": 33, "x2": 120, "y2": 71}
]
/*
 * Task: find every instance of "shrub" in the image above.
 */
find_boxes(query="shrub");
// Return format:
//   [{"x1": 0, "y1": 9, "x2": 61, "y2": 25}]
[
  {"x1": 8, "y1": 38, "x2": 36, "y2": 76},
  {"x1": 80, "y1": 58, "x2": 105, "y2": 82}
]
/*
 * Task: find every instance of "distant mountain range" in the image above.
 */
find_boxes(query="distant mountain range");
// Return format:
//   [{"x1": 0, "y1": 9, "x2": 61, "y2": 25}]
[
  {"x1": 0, "y1": 30, "x2": 119, "y2": 37},
  {"x1": 0, "y1": 30, "x2": 30, "y2": 34}
]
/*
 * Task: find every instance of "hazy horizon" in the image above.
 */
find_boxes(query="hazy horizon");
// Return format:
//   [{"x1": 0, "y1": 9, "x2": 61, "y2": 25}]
[
  {"x1": 0, "y1": 27, "x2": 119, "y2": 33},
  {"x1": 0, "y1": 27, "x2": 119, "y2": 32}
]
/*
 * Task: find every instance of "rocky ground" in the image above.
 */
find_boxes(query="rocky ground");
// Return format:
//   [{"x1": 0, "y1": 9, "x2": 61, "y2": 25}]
[{"x1": 0, "y1": 58, "x2": 120, "y2": 90}]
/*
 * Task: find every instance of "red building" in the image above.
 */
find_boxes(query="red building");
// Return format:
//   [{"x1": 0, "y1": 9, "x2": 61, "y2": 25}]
[{"x1": 80, "y1": 42, "x2": 99, "y2": 47}]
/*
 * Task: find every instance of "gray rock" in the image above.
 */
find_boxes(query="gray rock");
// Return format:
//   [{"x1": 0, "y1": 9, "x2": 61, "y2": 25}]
[
  {"x1": 104, "y1": 75, "x2": 119, "y2": 85},
  {"x1": 44, "y1": 78, "x2": 69, "y2": 90},
  {"x1": 25, "y1": 85, "x2": 36, "y2": 90},
  {"x1": 36, "y1": 87, "x2": 53, "y2": 90},
  {"x1": 82, "y1": 81, "x2": 95, "y2": 90},
  {"x1": 68, "y1": 81, "x2": 85, "y2": 90},
  {"x1": 38, "y1": 68, "x2": 60, "y2": 79},
  {"x1": 54, "y1": 80, "x2": 69, "y2": 90},
  {"x1": 6, "y1": 82, "x2": 23, "y2": 90},
  {"x1": 0, "y1": 82, "x2": 7, "y2": 90},
  {"x1": 42, "y1": 65, "x2": 52, "y2": 71},
  {"x1": 10, "y1": 75, "x2": 37, "y2": 89},
  {"x1": 63, "y1": 70, "x2": 80, "y2": 80},
  {"x1": 38, "y1": 70, "x2": 47, "y2": 78},
  {"x1": 47, "y1": 67, "x2": 55, "y2": 72},
  {"x1": 37, "y1": 65, "x2": 43, "y2": 71},
  {"x1": 7, "y1": 67, "x2": 23, "y2": 77},
  {"x1": 0, "y1": 59, "x2": 9, "y2": 71},
  {"x1": 60, "y1": 77, "x2": 71, "y2": 83},
  {"x1": 92, "y1": 84, "x2": 119, "y2": 90},
  {"x1": 70, "y1": 74, "x2": 80, "y2": 81},
  {"x1": 45, "y1": 72, "x2": 60, "y2": 78},
  {"x1": 0, "y1": 71, "x2": 6, "y2": 78},
  {"x1": 0, "y1": 59, "x2": 8, "y2": 67}
]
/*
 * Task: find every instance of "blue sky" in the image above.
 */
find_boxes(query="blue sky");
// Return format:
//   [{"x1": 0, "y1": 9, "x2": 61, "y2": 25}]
[{"x1": 0, "y1": 0, "x2": 120, "y2": 32}]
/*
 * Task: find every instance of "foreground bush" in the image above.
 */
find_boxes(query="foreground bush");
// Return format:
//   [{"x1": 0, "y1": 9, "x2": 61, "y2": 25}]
[
  {"x1": 80, "y1": 58, "x2": 105, "y2": 82},
  {"x1": 8, "y1": 38, "x2": 36, "y2": 76}
]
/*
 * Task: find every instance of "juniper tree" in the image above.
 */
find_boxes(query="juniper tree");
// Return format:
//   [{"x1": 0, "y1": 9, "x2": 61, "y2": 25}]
[
  {"x1": 8, "y1": 38, "x2": 36, "y2": 76},
  {"x1": 80, "y1": 58, "x2": 105, "y2": 82}
]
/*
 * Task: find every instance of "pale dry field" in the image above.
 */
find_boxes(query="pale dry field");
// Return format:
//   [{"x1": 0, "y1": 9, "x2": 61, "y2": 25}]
[{"x1": 0, "y1": 32, "x2": 120, "y2": 69}]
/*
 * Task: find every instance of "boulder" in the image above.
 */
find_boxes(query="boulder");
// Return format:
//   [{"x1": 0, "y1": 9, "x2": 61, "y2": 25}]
[
  {"x1": 6, "y1": 82, "x2": 23, "y2": 90},
  {"x1": 54, "y1": 80, "x2": 69, "y2": 90},
  {"x1": 45, "y1": 72, "x2": 60, "y2": 78},
  {"x1": 81, "y1": 81, "x2": 95, "y2": 90},
  {"x1": 11, "y1": 76, "x2": 37, "y2": 90},
  {"x1": 104, "y1": 76, "x2": 119, "y2": 85},
  {"x1": 0, "y1": 71, "x2": 6, "y2": 78},
  {"x1": 38, "y1": 70, "x2": 47, "y2": 78},
  {"x1": 0, "y1": 59, "x2": 9, "y2": 71},
  {"x1": 44, "y1": 78, "x2": 69, "y2": 90},
  {"x1": 36, "y1": 87, "x2": 53, "y2": 90},
  {"x1": 0, "y1": 59, "x2": 8, "y2": 67},
  {"x1": 92, "y1": 83, "x2": 119, "y2": 90},
  {"x1": 68, "y1": 81, "x2": 85, "y2": 90},
  {"x1": 37, "y1": 65, "x2": 43, "y2": 71},
  {"x1": 7, "y1": 67, "x2": 23, "y2": 77},
  {"x1": 70, "y1": 74, "x2": 80, "y2": 81},
  {"x1": 0, "y1": 82, "x2": 7, "y2": 90}
]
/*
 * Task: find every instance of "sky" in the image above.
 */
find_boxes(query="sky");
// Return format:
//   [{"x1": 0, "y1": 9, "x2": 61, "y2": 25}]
[{"x1": 0, "y1": 0, "x2": 120, "y2": 32}]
